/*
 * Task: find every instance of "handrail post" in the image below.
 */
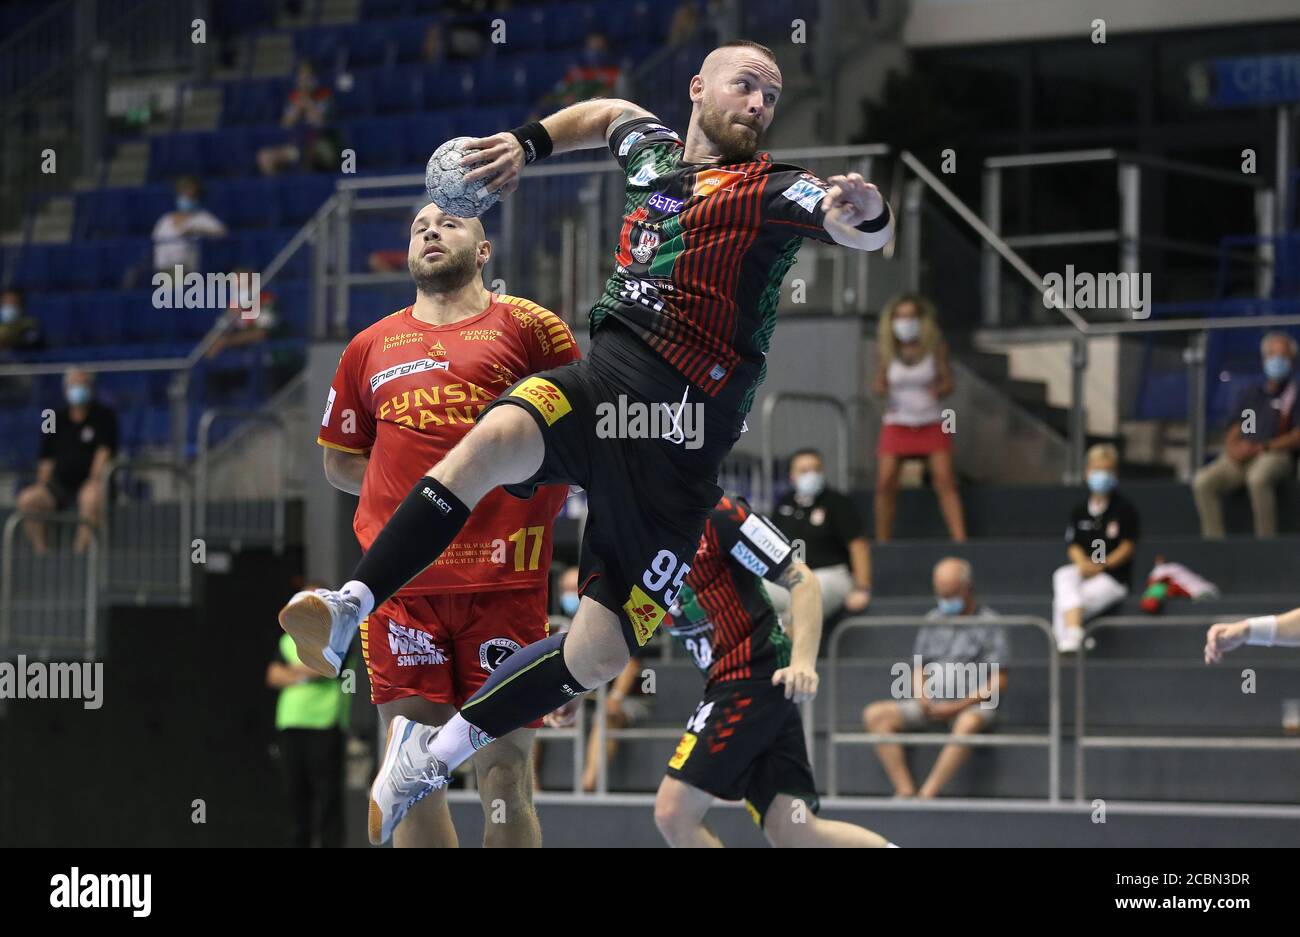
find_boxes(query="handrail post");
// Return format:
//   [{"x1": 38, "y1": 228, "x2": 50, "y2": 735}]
[
  {"x1": 1118, "y1": 162, "x2": 1141, "y2": 308},
  {"x1": 1074, "y1": 638, "x2": 1087, "y2": 804},
  {"x1": 1047, "y1": 619, "x2": 1060, "y2": 802},
  {"x1": 333, "y1": 188, "x2": 353, "y2": 338},
  {"x1": 1185, "y1": 331, "x2": 1208, "y2": 479},
  {"x1": 595, "y1": 683, "x2": 609, "y2": 795},
  {"x1": 903, "y1": 177, "x2": 923, "y2": 292},
  {"x1": 982, "y1": 166, "x2": 1002, "y2": 327},
  {"x1": 1067, "y1": 335, "x2": 1088, "y2": 483}
]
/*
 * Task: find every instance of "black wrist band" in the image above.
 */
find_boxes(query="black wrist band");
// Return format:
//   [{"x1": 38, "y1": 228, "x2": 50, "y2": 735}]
[
  {"x1": 855, "y1": 201, "x2": 891, "y2": 233},
  {"x1": 510, "y1": 121, "x2": 553, "y2": 165}
]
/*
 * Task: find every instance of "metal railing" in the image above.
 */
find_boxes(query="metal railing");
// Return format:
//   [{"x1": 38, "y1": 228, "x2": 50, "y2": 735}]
[
  {"x1": 195, "y1": 408, "x2": 289, "y2": 553},
  {"x1": 0, "y1": 511, "x2": 98, "y2": 657},
  {"x1": 897, "y1": 149, "x2": 1300, "y2": 482},
  {"x1": 825, "y1": 615, "x2": 1061, "y2": 801},
  {"x1": 99, "y1": 459, "x2": 192, "y2": 605},
  {"x1": 1074, "y1": 615, "x2": 1300, "y2": 803}
]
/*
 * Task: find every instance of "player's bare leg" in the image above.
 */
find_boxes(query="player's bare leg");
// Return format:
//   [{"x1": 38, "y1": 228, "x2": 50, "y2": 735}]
[
  {"x1": 862, "y1": 701, "x2": 917, "y2": 796},
  {"x1": 473, "y1": 727, "x2": 541, "y2": 848},
  {"x1": 917, "y1": 709, "x2": 985, "y2": 799},
  {"x1": 654, "y1": 776, "x2": 723, "y2": 848},
  {"x1": 280, "y1": 404, "x2": 545, "y2": 677},
  {"x1": 378, "y1": 699, "x2": 460, "y2": 848},
  {"x1": 763, "y1": 794, "x2": 892, "y2": 848}
]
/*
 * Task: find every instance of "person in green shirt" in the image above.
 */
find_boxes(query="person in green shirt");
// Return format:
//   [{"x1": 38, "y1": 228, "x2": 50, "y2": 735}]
[{"x1": 268, "y1": 630, "x2": 346, "y2": 847}]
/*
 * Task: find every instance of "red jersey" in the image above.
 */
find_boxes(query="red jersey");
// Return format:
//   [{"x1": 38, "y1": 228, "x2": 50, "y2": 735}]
[{"x1": 317, "y1": 294, "x2": 580, "y2": 595}]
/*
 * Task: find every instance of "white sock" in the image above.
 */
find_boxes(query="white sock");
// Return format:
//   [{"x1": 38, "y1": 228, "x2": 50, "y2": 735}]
[
  {"x1": 887, "y1": 842, "x2": 901, "y2": 848},
  {"x1": 429, "y1": 713, "x2": 493, "y2": 773},
  {"x1": 340, "y1": 580, "x2": 375, "y2": 620}
]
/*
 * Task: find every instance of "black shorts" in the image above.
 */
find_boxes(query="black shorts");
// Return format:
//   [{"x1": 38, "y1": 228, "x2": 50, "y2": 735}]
[
  {"x1": 665, "y1": 678, "x2": 820, "y2": 827},
  {"x1": 44, "y1": 478, "x2": 76, "y2": 511},
  {"x1": 482, "y1": 318, "x2": 741, "y2": 654}
]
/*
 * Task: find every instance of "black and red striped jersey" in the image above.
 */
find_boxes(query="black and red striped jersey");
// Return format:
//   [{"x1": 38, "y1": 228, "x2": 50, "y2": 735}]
[
  {"x1": 589, "y1": 116, "x2": 838, "y2": 421},
  {"x1": 667, "y1": 494, "x2": 795, "y2": 685}
]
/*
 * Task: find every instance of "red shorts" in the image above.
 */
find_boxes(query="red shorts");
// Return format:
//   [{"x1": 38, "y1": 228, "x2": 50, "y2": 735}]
[
  {"x1": 359, "y1": 588, "x2": 550, "y2": 727},
  {"x1": 877, "y1": 421, "x2": 952, "y2": 457}
]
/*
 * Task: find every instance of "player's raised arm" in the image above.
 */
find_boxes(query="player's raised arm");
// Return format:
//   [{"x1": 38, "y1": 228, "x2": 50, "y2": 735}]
[
  {"x1": 1205, "y1": 606, "x2": 1300, "y2": 664},
  {"x1": 820, "y1": 172, "x2": 893, "y2": 251},
  {"x1": 459, "y1": 98, "x2": 656, "y2": 197}
]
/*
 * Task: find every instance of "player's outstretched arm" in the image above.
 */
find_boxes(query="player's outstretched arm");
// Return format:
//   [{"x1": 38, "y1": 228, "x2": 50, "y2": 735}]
[
  {"x1": 820, "y1": 172, "x2": 893, "y2": 251},
  {"x1": 771, "y1": 561, "x2": 822, "y2": 703},
  {"x1": 460, "y1": 98, "x2": 655, "y2": 197},
  {"x1": 1205, "y1": 606, "x2": 1300, "y2": 664}
]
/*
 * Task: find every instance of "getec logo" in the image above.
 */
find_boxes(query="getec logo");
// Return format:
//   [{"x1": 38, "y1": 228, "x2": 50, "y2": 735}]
[{"x1": 648, "y1": 192, "x2": 684, "y2": 214}]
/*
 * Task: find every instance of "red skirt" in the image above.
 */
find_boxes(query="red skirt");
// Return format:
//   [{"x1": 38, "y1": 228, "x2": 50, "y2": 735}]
[{"x1": 877, "y1": 421, "x2": 952, "y2": 457}]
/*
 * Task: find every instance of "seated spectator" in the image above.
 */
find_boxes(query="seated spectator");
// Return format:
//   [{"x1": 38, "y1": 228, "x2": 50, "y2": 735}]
[
  {"x1": 204, "y1": 272, "x2": 300, "y2": 399},
  {"x1": 1192, "y1": 331, "x2": 1300, "y2": 538},
  {"x1": 862, "y1": 558, "x2": 1005, "y2": 798},
  {"x1": 151, "y1": 176, "x2": 227, "y2": 274},
  {"x1": 872, "y1": 293, "x2": 965, "y2": 542},
  {"x1": 768, "y1": 447, "x2": 872, "y2": 629},
  {"x1": 257, "y1": 60, "x2": 340, "y2": 176},
  {"x1": 0, "y1": 287, "x2": 42, "y2": 352},
  {"x1": 1052, "y1": 443, "x2": 1139, "y2": 652},
  {"x1": 533, "y1": 32, "x2": 623, "y2": 115},
  {"x1": 16, "y1": 369, "x2": 118, "y2": 554}
]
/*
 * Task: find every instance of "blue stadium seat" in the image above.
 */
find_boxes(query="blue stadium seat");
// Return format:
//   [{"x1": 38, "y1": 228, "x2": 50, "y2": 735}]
[
  {"x1": 12, "y1": 245, "x2": 51, "y2": 290},
  {"x1": 208, "y1": 178, "x2": 278, "y2": 229},
  {"x1": 348, "y1": 22, "x2": 394, "y2": 69},
  {"x1": 278, "y1": 175, "x2": 334, "y2": 226},
  {"x1": 346, "y1": 118, "x2": 408, "y2": 170},
  {"x1": 391, "y1": 17, "x2": 432, "y2": 64},
  {"x1": 373, "y1": 64, "x2": 425, "y2": 114},
  {"x1": 545, "y1": 2, "x2": 591, "y2": 46},
  {"x1": 424, "y1": 63, "x2": 476, "y2": 109},
  {"x1": 334, "y1": 69, "x2": 378, "y2": 119},
  {"x1": 473, "y1": 58, "x2": 527, "y2": 105}
]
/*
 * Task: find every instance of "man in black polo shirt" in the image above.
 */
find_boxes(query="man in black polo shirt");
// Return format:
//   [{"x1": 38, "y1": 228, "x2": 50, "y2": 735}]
[
  {"x1": 1193, "y1": 331, "x2": 1300, "y2": 538},
  {"x1": 15, "y1": 368, "x2": 118, "y2": 553},
  {"x1": 770, "y1": 448, "x2": 872, "y2": 626}
]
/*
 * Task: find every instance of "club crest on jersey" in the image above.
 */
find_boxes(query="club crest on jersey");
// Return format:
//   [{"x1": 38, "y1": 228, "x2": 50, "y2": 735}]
[
  {"x1": 630, "y1": 228, "x2": 661, "y2": 265},
  {"x1": 369, "y1": 357, "x2": 451, "y2": 393}
]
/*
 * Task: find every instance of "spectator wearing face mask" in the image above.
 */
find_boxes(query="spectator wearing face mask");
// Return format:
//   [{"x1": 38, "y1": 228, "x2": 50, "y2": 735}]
[
  {"x1": 1192, "y1": 331, "x2": 1300, "y2": 539},
  {"x1": 862, "y1": 557, "x2": 1005, "y2": 798},
  {"x1": 1053, "y1": 443, "x2": 1139, "y2": 652},
  {"x1": 151, "y1": 175, "x2": 227, "y2": 274},
  {"x1": 0, "y1": 288, "x2": 42, "y2": 353},
  {"x1": 770, "y1": 448, "x2": 872, "y2": 625},
  {"x1": 15, "y1": 369, "x2": 118, "y2": 554},
  {"x1": 872, "y1": 293, "x2": 965, "y2": 542}
]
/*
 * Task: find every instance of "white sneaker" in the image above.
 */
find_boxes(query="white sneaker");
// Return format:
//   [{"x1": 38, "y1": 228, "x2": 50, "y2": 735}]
[
  {"x1": 277, "y1": 588, "x2": 362, "y2": 678},
  {"x1": 369, "y1": 715, "x2": 449, "y2": 846},
  {"x1": 1057, "y1": 626, "x2": 1084, "y2": 654}
]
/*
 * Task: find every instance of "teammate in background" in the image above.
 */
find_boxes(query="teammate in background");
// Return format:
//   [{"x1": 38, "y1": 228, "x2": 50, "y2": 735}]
[
  {"x1": 653, "y1": 495, "x2": 895, "y2": 848},
  {"x1": 296, "y1": 202, "x2": 579, "y2": 847},
  {"x1": 280, "y1": 39, "x2": 893, "y2": 845},
  {"x1": 1205, "y1": 608, "x2": 1300, "y2": 663}
]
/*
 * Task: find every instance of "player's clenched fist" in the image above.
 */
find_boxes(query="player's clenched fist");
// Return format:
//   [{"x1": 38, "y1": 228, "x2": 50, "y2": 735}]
[
  {"x1": 460, "y1": 133, "x2": 526, "y2": 196},
  {"x1": 1204, "y1": 620, "x2": 1249, "y2": 665},
  {"x1": 771, "y1": 665, "x2": 819, "y2": 703},
  {"x1": 821, "y1": 173, "x2": 883, "y2": 227}
]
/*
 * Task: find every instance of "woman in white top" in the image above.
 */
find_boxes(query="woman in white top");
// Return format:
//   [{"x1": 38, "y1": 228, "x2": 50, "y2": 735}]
[{"x1": 871, "y1": 293, "x2": 965, "y2": 542}]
